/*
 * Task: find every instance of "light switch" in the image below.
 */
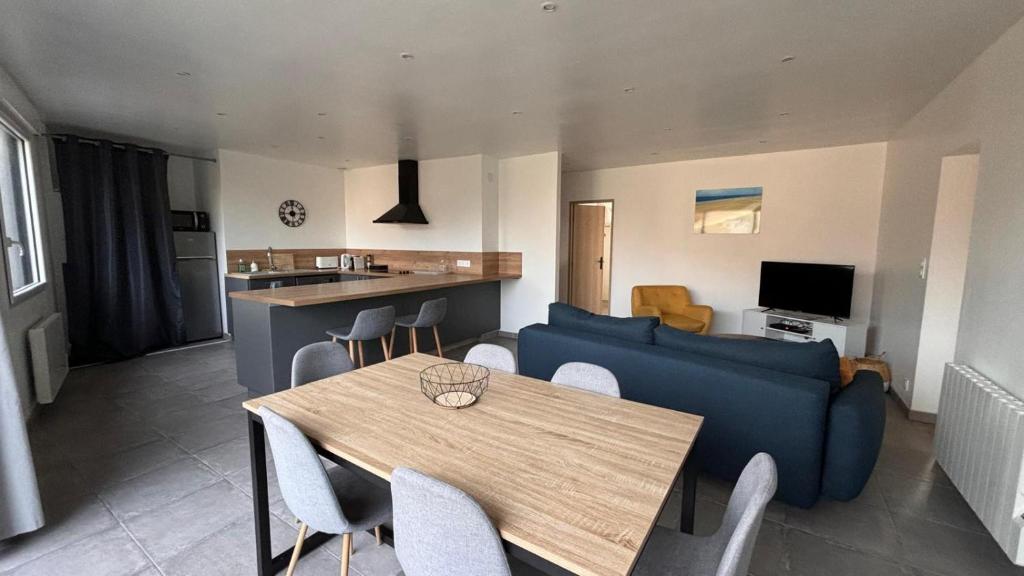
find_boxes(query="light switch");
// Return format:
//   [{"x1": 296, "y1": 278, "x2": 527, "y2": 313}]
[
  {"x1": 919, "y1": 258, "x2": 928, "y2": 280},
  {"x1": 456, "y1": 259, "x2": 471, "y2": 268}
]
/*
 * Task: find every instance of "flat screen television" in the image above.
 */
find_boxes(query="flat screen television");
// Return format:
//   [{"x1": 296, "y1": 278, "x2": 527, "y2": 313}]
[{"x1": 758, "y1": 261, "x2": 855, "y2": 319}]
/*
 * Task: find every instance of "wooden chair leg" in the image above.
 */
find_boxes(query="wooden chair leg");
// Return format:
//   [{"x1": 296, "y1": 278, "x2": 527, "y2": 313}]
[
  {"x1": 357, "y1": 341, "x2": 365, "y2": 367},
  {"x1": 375, "y1": 525, "x2": 382, "y2": 546},
  {"x1": 332, "y1": 336, "x2": 338, "y2": 343},
  {"x1": 286, "y1": 522, "x2": 308, "y2": 576},
  {"x1": 340, "y1": 533, "x2": 351, "y2": 576},
  {"x1": 432, "y1": 325, "x2": 443, "y2": 359},
  {"x1": 348, "y1": 340, "x2": 355, "y2": 363},
  {"x1": 389, "y1": 326, "x2": 396, "y2": 358},
  {"x1": 380, "y1": 336, "x2": 390, "y2": 361},
  {"x1": 411, "y1": 328, "x2": 419, "y2": 353}
]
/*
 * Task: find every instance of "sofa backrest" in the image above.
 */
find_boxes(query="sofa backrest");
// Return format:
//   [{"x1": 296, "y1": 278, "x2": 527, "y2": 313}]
[
  {"x1": 654, "y1": 325, "x2": 841, "y2": 392},
  {"x1": 548, "y1": 302, "x2": 659, "y2": 344}
]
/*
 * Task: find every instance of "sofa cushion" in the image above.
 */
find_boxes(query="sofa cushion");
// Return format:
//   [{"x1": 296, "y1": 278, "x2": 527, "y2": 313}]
[
  {"x1": 662, "y1": 313, "x2": 706, "y2": 333},
  {"x1": 654, "y1": 325, "x2": 841, "y2": 390},
  {"x1": 548, "y1": 302, "x2": 658, "y2": 344}
]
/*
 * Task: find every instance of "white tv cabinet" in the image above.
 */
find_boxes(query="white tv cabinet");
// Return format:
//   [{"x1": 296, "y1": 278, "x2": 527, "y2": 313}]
[{"x1": 741, "y1": 308, "x2": 867, "y2": 357}]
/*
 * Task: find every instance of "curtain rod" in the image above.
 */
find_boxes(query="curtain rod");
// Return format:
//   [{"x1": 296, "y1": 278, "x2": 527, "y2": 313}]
[{"x1": 43, "y1": 133, "x2": 217, "y2": 164}]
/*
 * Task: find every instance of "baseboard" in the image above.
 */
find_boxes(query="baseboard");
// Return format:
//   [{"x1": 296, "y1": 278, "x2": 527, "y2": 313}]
[{"x1": 496, "y1": 331, "x2": 518, "y2": 339}]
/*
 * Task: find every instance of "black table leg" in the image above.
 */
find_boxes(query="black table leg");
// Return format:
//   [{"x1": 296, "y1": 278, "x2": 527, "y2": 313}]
[
  {"x1": 248, "y1": 413, "x2": 273, "y2": 576},
  {"x1": 680, "y1": 462, "x2": 697, "y2": 534}
]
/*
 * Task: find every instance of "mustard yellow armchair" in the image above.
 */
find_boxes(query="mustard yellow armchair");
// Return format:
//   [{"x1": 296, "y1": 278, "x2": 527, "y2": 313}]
[{"x1": 631, "y1": 285, "x2": 714, "y2": 335}]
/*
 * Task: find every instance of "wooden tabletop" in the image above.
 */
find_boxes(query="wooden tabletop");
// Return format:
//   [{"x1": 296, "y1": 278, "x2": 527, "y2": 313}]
[
  {"x1": 228, "y1": 272, "x2": 520, "y2": 307},
  {"x1": 243, "y1": 353, "x2": 702, "y2": 576}
]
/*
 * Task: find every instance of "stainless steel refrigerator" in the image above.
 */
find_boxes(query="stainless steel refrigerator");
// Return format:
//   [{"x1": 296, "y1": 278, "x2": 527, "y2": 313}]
[{"x1": 173, "y1": 231, "x2": 223, "y2": 342}]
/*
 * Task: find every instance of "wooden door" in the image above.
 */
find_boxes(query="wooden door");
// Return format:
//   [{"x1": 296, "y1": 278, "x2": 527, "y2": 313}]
[{"x1": 570, "y1": 204, "x2": 606, "y2": 313}]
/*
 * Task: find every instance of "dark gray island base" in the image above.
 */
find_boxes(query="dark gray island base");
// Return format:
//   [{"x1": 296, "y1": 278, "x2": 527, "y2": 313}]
[{"x1": 232, "y1": 281, "x2": 501, "y2": 396}]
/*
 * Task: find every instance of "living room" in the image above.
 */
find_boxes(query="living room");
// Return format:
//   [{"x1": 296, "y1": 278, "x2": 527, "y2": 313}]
[{"x1": 2, "y1": 2, "x2": 1024, "y2": 576}]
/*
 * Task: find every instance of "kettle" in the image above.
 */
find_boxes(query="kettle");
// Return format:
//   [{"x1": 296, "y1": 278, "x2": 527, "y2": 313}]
[{"x1": 341, "y1": 254, "x2": 354, "y2": 270}]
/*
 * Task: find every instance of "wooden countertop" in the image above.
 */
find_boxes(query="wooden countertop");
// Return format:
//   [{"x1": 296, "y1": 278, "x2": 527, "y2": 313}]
[
  {"x1": 225, "y1": 269, "x2": 394, "y2": 280},
  {"x1": 243, "y1": 353, "x2": 701, "y2": 576},
  {"x1": 228, "y1": 272, "x2": 520, "y2": 307}
]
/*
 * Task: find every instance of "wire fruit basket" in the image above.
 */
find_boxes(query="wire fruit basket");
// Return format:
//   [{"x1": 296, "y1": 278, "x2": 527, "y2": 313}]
[{"x1": 419, "y1": 362, "x2": 490, "y2": 409}]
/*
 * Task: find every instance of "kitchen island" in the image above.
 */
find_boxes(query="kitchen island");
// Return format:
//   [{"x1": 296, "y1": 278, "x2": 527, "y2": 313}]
[{"x1": 229, "y1": 272, "x2": 519, "y2": 395}]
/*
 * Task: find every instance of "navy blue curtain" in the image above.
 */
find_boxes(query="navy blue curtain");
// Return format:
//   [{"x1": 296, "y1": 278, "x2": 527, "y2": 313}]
[{"x1": 54, "y1": 135, "x2": 185, "y2": 365}]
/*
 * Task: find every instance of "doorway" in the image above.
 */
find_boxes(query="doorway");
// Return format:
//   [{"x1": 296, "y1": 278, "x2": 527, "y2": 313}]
[{"x1": 569, "y1": 201, "x2": 613, "y2": 315}]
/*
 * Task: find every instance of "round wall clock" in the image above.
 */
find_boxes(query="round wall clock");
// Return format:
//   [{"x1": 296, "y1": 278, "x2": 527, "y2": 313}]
[{"x1": 278, "y1": 200, "x2": 306, "y2": 227}]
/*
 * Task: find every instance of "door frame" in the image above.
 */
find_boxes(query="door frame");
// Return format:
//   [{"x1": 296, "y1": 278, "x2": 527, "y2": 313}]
[{"x1": 567, "y1": 200, "x2": 615, "y2": 313}]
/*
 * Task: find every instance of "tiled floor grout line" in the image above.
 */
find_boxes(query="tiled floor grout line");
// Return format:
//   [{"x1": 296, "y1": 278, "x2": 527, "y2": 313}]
[{"x1": 93, "y1": 496, "x2": 168, "y2": 576}]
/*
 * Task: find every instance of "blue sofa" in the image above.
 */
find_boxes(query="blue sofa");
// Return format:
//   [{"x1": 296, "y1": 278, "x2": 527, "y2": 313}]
[{"x1": 517, "y1": 303, "x2": 886, "y2": 508}]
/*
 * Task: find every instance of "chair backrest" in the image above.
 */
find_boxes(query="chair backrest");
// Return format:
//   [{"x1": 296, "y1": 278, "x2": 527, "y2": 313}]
[
  {"x1": 631, "y1": 285, "x2": 692, "y2": 315},
  {"x1": 713, "y1": 453, "x2": 778, "y2": 576},
  {"x1": 463, "y1": 343, "x2": 516, "y2": 373},
  {"x1": 291, "y1": 341, "x2": 355, "y2": 388},
  {"x1": 391, "y1": 467, "x2": 511, "y2": 576},
  {"x1": 349, "y1": 305, "x2": 396, "y2": 340},
  {"x1": 551, "y1": 362, "x2": 620, "y2": 397},
  {"x1": 258, "y1": 407, "x2": 348, "y2": 534},
  {"x1": 413, "y1": 298, "x2": 447, "y2": 327}
]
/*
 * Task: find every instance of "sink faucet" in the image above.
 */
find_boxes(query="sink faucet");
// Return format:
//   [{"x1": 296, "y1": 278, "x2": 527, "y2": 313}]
[{"x1": 267, "y1": 246, "x2": 277, "y2": 271}]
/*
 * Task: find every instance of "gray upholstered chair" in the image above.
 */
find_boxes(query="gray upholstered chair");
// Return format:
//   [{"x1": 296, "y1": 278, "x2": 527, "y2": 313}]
[
  {"x1": 393, "y1": 298, "x2": 447, "y2": 359},
  {"x1": 551, "y1": 362, "x2": 620, "y2": 398},
  {"x1": 633, "y1": 453, "x2": 778, "y2": 576},
  {"x1": 291, "y1": 341, "x2": 355, "y2": 388},
  {"x1": 259, "y1": 407, "x2": 392, "y2": 576},
  {"x1": 463, "y1": 343, "x2": 516, "y2": 374},
  {"x1": 326, "y1": 305, "x2": 396, "y2": 367},
  {"x1": 391, "y1": 467, "x2": 511, "y2": 576}
]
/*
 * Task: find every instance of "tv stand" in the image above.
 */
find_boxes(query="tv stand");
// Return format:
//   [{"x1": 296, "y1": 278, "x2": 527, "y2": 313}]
[{"x1": 741, "y1": 308, "x2": 867, "y2": 357}]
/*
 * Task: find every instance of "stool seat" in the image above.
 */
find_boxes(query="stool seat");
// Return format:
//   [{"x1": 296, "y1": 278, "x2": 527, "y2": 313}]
[{"x1": 394, "y1": 314, "x2": 420, "y2": 328}]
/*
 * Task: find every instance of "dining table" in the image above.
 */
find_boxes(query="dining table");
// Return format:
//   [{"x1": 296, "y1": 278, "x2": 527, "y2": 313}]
[{"x1": 243, "y1": 352, "x2": 703, "y2": 576}]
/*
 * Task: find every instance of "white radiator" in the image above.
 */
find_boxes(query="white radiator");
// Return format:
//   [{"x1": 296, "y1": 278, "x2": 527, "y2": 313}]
[
  {"x1": 935, "y1": 363, "x2": 1024, "y2": 565},
  {"x1": 28, "y1": 313, "x2": 69, "y2": 404}
]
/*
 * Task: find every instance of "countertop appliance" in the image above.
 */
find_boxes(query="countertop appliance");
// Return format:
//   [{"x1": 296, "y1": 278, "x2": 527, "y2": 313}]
[
  {"x1": 173, "y1": 231, "x2": 223, "y2": 342},
  {"x1": 315, "y1": 255, "x2": 340, "y2": 269},
  {"x1": 352, "y1": 255, "x2": 366, "y2": 270},
  {"x1": 341, "y1": 253, "x2": 355, "y2": 270},
  {"x1": 171, "y1": 210, "x2": 210, "y2": 232}
]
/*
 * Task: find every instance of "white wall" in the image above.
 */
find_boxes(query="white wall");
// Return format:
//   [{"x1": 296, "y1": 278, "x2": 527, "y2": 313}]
[
  {"x1": 561, "y1": 143, "x2": 888, "y2": 333},
  {"x1": 218, "y1": 149, "x2": 345, "y2": 251},
  {"x1": 167, "y1": 156, "x2": 198, "y2": 211},
  {"x1": 912, "y1": 155, "x2": 978, "y2": 414},
  {"x1": 344, "y1": 155, "x2": 486, "y2": 251},
  {"x1": 0, "y1": 65, "x2": 60, "y2": 418},
  {"x1": 872, "y1": 17, "x2": 1024, "y2": 406},
  {"x1": 498, "y1": 152, "x2": 561, "y2": 333}
]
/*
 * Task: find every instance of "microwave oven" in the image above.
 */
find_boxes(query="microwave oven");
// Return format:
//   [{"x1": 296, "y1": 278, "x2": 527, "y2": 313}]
[{"x1": 171, "y1": 210, "x2": 210, "y2": 231}]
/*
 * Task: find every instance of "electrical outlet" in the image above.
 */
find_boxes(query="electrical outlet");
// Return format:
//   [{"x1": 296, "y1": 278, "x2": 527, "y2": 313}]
[
  {"x1": 903, "y1": 378, "x2": 912, "y2": 391},
  {"x1": 456, "y1": 259, "x2": 471, "y2": 268}
]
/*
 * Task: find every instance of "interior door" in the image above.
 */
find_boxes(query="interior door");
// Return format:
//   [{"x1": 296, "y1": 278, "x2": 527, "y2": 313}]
[{"x1": 570, "y1": 204, "x2": 606, "y2": 313}]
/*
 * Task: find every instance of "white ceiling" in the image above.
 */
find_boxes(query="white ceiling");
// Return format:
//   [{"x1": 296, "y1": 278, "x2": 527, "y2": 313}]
[{"x1": 1, "y1": 1, "x2": 1022, "y2": 171}]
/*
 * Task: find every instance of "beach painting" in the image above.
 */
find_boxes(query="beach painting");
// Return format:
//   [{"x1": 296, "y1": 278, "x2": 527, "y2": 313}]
[{"x1": 693, "y1": 186, "x2": 763, "y2": 234}]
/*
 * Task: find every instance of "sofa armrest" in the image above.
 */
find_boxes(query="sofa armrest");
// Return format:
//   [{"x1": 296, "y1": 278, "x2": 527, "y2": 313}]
[
  {"x1": 821, "y1": 370, "x2": 886, "y2": 501},
  {"x1": 634, "y1": 305, "x2": 662, "y2": 319},
  {"x1": 682, "y1": 304, "x2": 713, "y2": 332}
]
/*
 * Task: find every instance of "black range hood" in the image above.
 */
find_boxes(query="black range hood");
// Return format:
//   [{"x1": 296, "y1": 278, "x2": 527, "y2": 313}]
[{"x1": 373, "y1": 159, "x2": 428, "y2": 224}]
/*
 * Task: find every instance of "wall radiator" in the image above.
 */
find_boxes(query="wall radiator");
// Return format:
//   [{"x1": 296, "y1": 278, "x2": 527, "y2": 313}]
[
  {"x1": 28, "y1": 313, "x2": 69, "y2": 404},
  {"x1": 935, "y1": 363, "x2": 1024, "y2": 565}
]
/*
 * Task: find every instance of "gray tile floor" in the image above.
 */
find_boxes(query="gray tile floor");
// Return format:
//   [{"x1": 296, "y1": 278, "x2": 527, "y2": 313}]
[{"x1": 1, "y1": 338, "x2": 1022, "y2": 575}]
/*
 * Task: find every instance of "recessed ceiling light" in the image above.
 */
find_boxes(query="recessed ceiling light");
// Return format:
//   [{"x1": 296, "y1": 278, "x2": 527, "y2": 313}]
[
  {"x1": 778, "y1": 112, "x2": 790, "y2": 117},
  {"x1": 400, "y1": 52, "x2": 415, "y2": 60},
  {"x1": 216, "y1": 112, "x2": 227, "y2": 117},
  {"x1": 511, "y1": 110, "x2": 522, "y2": 116},
  {"x1": 781, "y1": 56, "x2": 796, "y2": 63},
  {"x1": 759, "y1": 139, "x2": 768, "y2": 144},
  {"x1": 176, "y1": 71, "x2": 191, "y2": 77},
  {"x1": 317, "y1": 136, "x2": 325, "y2": 140},
  {"x1": 317, "y1": 112, "x2": 327, "y2": 117},
  {"x1": 663, "y1": 128, "x2": 673, "y2": 132},
  {"x1": 623, "y1": 87, "x2": 636, "y2": 94},
  {"x1": 402, "y1": 136, "x2": 415, "y2": 141},
  {"x1": 650, "y1": 152, "x2": 659, "y2": 156},
  {"x1": 271, "y1": 144, "x2": 280, "y2": 149},
  {"x1": 541, "y1": 2, "x2": 557, "y2": 12}
]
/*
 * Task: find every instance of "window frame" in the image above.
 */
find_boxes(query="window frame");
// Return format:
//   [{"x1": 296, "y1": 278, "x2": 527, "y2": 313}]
[{"x1": 0, "y1": 101, "x2": 47, "y2": 305}]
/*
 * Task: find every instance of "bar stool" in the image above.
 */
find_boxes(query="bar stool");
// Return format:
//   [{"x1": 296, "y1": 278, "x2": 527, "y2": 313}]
[
  {"x1": 392, "y1": 298, "x2": 447, "y2": 359},
  {"x1": 326, "y1": 305, "x2": 395, "y2": 367}
]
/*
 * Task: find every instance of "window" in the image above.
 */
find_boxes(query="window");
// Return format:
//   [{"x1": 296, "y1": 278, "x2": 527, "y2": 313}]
[{"x1": 0, "y1": 116, "x2": 45, "y2": 302}]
